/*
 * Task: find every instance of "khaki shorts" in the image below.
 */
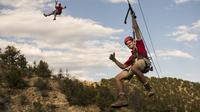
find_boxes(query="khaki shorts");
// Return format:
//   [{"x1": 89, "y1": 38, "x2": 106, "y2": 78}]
[{"x1": 123, "y1": 58, "x2": 150, "y2": 80}]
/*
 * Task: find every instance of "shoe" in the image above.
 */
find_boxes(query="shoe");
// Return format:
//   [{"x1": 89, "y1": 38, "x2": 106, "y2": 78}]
[
  {"x1": 144, "y1": 82, "x2": 155, "y2": 97},
  {"x1": 53, "y1": 18, "x2": 56, "y2": 20},
  {"x1": 43, "y1": 13, "x2": 47, "y2": 17},
  {"x1": 111, "y1": 94, "x2": 128, "y2": 108},
  {"x1": 147, "y1": 88, "x2": 155, "y2": 97}
]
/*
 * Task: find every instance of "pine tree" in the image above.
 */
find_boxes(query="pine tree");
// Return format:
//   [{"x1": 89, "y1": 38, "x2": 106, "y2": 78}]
[
  {"x1": 58, "y1": 68, "x2": 63, "y2": 79},
  {"x1": 36, "y1": 60, "x2": 51, "y2": 78}
]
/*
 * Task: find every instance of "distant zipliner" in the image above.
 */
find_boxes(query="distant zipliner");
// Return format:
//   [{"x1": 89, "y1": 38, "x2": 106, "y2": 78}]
[{"x1": 43, "y1": 0, "x2": 66, "y2": 20}]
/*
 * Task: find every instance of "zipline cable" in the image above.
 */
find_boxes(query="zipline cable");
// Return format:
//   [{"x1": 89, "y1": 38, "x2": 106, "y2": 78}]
[
  {"x1": 137, "y1": 0, "x2": 162, "y2": 77},
  {"x1": 137, "y1": 20, "x2": 160, "y2": 78},
  {"x1": 139, "y1": 25, "x2": 160, "y2": 78}
]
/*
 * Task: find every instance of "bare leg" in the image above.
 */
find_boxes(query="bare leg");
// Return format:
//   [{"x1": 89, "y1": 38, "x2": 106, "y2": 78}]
[
  {"x1": 130, "y1": 59, "x2": 155, "y2": 96},
  {"x1": 111, "y1": 71, "x2": 129, "y2": 107},
  {"x1": 53, "y1": 10, "x2": 60, "y2": 20},
  {"x1": 130, "y1": 59, "x2": 147, "y2": 84},
  {"x1": 131, "y1": 65, "x2": 146, "y2": 84},
  {"x1": 53, "y1": 13, "x2": 57, "y2": 20},
  {"x1": 44, "y1": 10, "x2": 56, "y2": 17},
  {"x1": 115, "y1": 71, "x2": 129, "y2": 94}
]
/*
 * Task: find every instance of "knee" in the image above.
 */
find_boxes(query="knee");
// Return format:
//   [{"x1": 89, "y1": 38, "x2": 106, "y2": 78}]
[
  {"x1": 114, "y1": 74, "x2": 123, "y2": 81},
  {"x1": 114, "y1": 75, "x2": 120, "y2": 81},
  {"x1": 130, "y1": 66, "x2": 138, "y2": 74}
]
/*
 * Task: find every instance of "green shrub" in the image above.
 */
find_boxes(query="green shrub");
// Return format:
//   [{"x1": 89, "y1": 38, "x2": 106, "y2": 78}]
[
  {"x1": 0, "y1": 92, "x2": 10, "y2": 111},
  {"x1": 46, "y1": 104, "x2": 57, "y2": 112},
  {"x1": 19, "y1": 95, "x2": 29, "y2": 105},
  {"x1": 36, "y1": 60, "x2": 51, "y2": 78},
  {"x1": 60, "y1": 78, "x2": 96, "y2": 106},
  {"x1": 34, "y1": 78, "x2": 49, "y2": 91},
  {"x1": 5, "y1": 68, "x2": 27, "y2": 89},
  {"x1": 33, "y1": 101, "x2": 44, "y2": 112},
  {"x1": 40, "y1": 90, "x2": 49, "y2": 97},
  {"x1": 95, "y1": 85, "x2": 115, "y2": 111}
]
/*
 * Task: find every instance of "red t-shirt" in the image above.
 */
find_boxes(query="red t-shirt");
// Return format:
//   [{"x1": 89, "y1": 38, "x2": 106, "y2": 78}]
[
  {"x1": 124, "y1": 39, "x2": 148, "y2": 66},
  {"x1": 55, "y1": 6, "x2": 63, "y2": 14}
]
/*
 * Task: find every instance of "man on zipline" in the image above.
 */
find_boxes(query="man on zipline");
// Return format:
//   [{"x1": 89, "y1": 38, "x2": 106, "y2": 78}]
[
  {"x1": 43, "y1": 1, "x2": 66, "y2": 20},
  {"x1": 109, "y1": 14, "x2": 155, "y2": 108}
]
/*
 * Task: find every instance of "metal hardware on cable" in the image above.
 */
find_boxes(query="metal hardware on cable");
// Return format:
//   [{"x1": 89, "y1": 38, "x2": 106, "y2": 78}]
[
  {"x1": 124, "y1": 0, "x2": 136, "y2": 24},
  {"x1": 124, "y1": 0, "x2": 136, "y2": 39}
]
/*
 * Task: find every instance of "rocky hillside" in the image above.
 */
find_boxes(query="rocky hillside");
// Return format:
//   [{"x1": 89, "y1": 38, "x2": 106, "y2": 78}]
[
  {"x1": 0, "y1": 75, "x2": 100, "y2": 112},
  {"x1": 0, "y1": 74, "x2": 200, "y2": 112}
]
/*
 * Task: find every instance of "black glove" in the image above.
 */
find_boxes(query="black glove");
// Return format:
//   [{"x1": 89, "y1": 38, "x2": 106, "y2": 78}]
[{"x1": 109, "y1": 52, "x2": 116, "y2": 62}]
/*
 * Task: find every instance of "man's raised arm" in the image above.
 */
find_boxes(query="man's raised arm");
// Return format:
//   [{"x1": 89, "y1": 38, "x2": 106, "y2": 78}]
[{"x1": 131, "y1": 15, "x2": 142, "y2": 40}]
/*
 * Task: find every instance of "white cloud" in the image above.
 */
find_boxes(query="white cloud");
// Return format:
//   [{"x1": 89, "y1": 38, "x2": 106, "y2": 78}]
[
  {"x1": 0, "y1": 37, "x2": 130, "y2": 81},
  {"x1": 175, "y1": 0, "x2": 200, "y2": 4},
  {"x1": 0, "y1": 0, "x2": 136, "y2": 82},
  {"x1": 167, "y1": 20, "x2": 200, "y2": 42},
  {"x1": 105, "y1": 0, "x2": 136, "y2": 4},
  {"x1": 157, "y1": 49, "x2": 194, "y2": 59},
  {"x1": 0, "y1": 33, "x2": 128, "y2": 69},
  {"x1": 0, "y1": 0, "x2": 123, "y2": 46},
  {"x1": 175, "y1": 0, "x2": 190, "y2": 4},
  {"x1": 192, "y1": 20, "x2": 200, "y2": 31},
  {"x1": 0, "y1": 9, "x2": 123, "y2": 45},
  {"x1": 68, "y1": 70, "x2": 94, "y2": 81},
  {"x1": 0, "y1": 0, "x2": 50, "y2": 9}
]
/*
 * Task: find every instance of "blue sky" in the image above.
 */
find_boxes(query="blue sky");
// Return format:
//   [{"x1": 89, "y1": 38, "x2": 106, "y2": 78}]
[{"x1": 0, "y1": 0, "x2": 199, "y2": 82}]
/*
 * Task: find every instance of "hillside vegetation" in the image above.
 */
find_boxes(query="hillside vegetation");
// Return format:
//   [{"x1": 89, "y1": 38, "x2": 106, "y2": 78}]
[{"x1": 0, "y1": 46, "x2": 200, "y2": 112}]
